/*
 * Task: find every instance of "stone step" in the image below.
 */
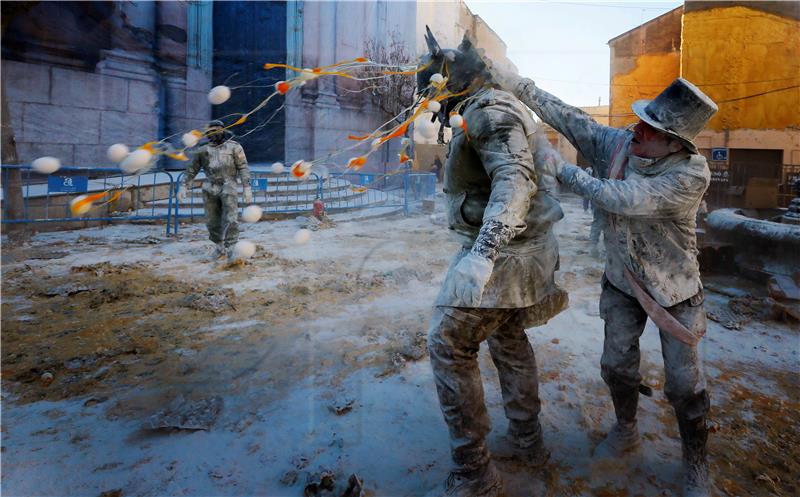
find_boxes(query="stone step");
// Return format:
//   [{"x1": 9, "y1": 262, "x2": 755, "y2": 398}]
[
  {"x1": 153, "y1": 186, "x2": 394, "y2": 209},
  {"x1": 180, "y1": 181, "x2": 351, "y2": 199},
  {"x1": 164, "y1": 197, "x2": 394, "y2": 219}
]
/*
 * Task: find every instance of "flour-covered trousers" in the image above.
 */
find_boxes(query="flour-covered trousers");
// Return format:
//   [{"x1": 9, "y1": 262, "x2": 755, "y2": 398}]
[
  {"x1": 428, "y1": 306, "x2": 542, "y2": 471},
  {"x1": 203, "y1": 190, "x2": 239, "y2": 247},
  {"x1": 599, "y1": 277, "x2": 709, "y2": 419}
]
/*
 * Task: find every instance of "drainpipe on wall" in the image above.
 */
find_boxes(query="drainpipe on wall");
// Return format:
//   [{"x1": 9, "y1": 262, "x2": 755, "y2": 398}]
[{"x1": 154, "y1": 2, "x2": 169, "y2": 170}]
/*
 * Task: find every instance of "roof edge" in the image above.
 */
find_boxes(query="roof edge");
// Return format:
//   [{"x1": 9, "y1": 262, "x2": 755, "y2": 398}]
[{"x1": 608, "y1": 5, "x2": 684, "y2": 45}]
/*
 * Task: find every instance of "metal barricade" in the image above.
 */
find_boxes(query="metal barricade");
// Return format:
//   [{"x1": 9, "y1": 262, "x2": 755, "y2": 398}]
[
  {"x1": 172, "y1": 171, "x2": 322, "y2": 233},
  {"x1": 325, "y1": 170, "x2": 408, "y2": 213},
  {"x1": 406, "y1": 172, "x2": 437, "y2": 202},
  {"x1": 1, "y1": 165, "x2": 436, "y2": 235},
  {"x1": 1, "y1": 165, "x2": 176, "y2": 234}
]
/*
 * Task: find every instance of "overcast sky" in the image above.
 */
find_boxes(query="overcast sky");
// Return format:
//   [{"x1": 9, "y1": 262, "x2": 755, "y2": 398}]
[{"x1": 464, "y1": 0, "x2": 683, "y2": 107}]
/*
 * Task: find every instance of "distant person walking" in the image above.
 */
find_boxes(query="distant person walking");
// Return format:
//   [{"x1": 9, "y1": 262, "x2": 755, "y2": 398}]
[{"x1": 178, "y1": 120, "x2": 252, "y2": 262}]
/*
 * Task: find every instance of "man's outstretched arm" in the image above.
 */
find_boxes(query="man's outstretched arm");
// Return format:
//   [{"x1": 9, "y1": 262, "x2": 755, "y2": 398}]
[
  {"x1": 478, "y1": 53, "x2": 624, "y2": 177},
  {"x1": 558, "y1": 161, "x2": 709, "y2": 219}
]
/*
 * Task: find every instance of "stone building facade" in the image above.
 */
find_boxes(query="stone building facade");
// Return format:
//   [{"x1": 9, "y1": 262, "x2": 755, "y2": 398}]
[
  {"x1": 2, "y1": 0, "x2": 514, "y2": 174},
  {"x1": 2, "y1": 1, "x2": 212, "y2": 169}
]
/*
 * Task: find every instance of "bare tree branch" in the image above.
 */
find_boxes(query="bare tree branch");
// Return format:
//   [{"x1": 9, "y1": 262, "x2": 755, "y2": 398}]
[{"x1": 362, "y1": 31, "x2": 416, "y2": 124}]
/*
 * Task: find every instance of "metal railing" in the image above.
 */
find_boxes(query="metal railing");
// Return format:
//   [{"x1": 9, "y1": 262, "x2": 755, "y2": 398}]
[
  {"x1": 172, "y1": 171, "x2": 324, "y2": 233},
  {"x1": 2, "y1": 165, "x2": 437, "y2": 235},
  {"x1": 705, "y1": 163, "x2": 799, "y2": 210},
  {"x1": 1, "y1": 165, "x2": 176, "y2": 234},
  {"x1": 325, "y1": 171, "x2": 407, "y2": 213}
]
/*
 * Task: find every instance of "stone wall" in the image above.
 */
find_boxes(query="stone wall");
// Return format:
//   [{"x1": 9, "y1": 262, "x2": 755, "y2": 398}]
[
  {"x1": 2, "y1": 59, "x2": 153, "y2": 167},
  {"x1": 1, "y1": 1, "x2": 211, "y2": 169}
]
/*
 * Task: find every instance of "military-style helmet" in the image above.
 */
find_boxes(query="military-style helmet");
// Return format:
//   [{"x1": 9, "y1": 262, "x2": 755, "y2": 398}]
[{"x1": 206, "y1": 119, "x2": 228, "y2": 144}]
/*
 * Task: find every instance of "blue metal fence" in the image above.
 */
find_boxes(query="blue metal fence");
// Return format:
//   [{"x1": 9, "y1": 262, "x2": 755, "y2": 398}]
[
  {"x1": 325, "y1": 171, "x2": 408, "y2": 213},
  {"x1": 1, "y1": 165, "x2": 176, "y2": 234},
  {"x1": 172, "y1": 170, "x2": 324, "y2": 233},
  {"x1": 2, "y1": 165, "x2": 437, "y2": 234}
]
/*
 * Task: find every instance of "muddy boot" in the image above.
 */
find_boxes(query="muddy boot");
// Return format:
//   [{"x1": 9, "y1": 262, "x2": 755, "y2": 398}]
[
  {"x1": 494, "y1": 420, "x2": 550, "y2": 467},
  {"x1": 678, "y1": 414, "x2": 711, "y2": 497},
  {"x1": 210, "y1": 242, "x2": 226, "y2": 260},
  {"x1": 429, "y1": 461, "x2": 504, "y2": 497},
  {"x1": 594, "y1": 385, "x2": 640, "y2": 458}
]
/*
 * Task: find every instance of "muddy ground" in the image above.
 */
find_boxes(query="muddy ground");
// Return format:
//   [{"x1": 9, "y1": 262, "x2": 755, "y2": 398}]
[{"x1": 2, "y1": 196, "x2": 798, "y2": 497}]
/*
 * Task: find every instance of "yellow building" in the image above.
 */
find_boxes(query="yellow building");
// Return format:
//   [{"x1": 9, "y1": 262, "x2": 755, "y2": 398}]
[{"x1": 608, "y1": 1, "x2": 800, "y2": 207}]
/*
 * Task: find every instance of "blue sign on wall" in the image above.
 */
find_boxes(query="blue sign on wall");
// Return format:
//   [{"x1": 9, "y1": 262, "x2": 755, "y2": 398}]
[
  {"x1": 711, "y1": 148, "x2": 729, "y2": 161},
  {"x1": 354, "y1": 174, "x2": 374, "y2": 186},
  {"x1": 48, "y1": 175, "x2": 88, "y2": 194},
  {"x1": 250, "y1": 178, "x2": 269, "y2": 191}
]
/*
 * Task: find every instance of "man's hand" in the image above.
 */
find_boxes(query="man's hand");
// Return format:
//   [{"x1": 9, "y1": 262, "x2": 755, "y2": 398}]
[
  {"x1": 243, "y1": 185, "x2": 253, "y2": 204},
  {"x1": 442, "y1": 253, "x2": 494, "y2": 307},
  {"x1": 177, "y1": 186, "x2": 187, "y2": 202},
  {"x1": 532, "y1": 131, "x2": 565, "y2": 178},
  {"x1": 475, "y1": 48, "x2": 526, "y2": 95}
]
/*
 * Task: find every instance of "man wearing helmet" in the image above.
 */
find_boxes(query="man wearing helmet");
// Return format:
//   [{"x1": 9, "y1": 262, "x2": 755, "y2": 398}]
[
  {"x1": 178, "y1": 120, "x2": 253, "y2": 261},
  {"x1": 483, "y1": 57, "x2": 718, "y2": 497},
  {"x1": 420, "y1": 28, "x2": 567, "y2": 497}
]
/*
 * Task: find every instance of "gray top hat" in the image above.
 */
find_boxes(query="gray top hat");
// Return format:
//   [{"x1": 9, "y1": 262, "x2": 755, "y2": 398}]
[{"x1": 631, "y1": 78, "x2": 718, "y2": 153}]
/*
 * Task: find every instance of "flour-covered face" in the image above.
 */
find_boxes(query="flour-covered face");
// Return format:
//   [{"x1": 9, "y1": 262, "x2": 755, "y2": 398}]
[
  {"x1": 630, "y1": 120, "x2": 683, "y2": 159},
  {"x1": 207, "y1": 126, "x2": 226, "y2": 145}
]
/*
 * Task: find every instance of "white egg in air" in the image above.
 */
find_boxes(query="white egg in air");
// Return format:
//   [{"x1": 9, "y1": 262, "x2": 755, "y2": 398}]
[
  {"x1": 31, "y1": 156, "x2": 61, "y2": 174},
  {"x1": 271, "y1": 162, "x2": 285, "y2": 174},
  {"x1": 449, "y1": 114, "x2": 464, "y2": 129},
  {"x1": 70, "y1": 195, "x2": 92, "y2": 216},
  {"x1": 106, "y1": 144, "x2": 129, "y2": 163},
  {"x1": 430, "y1": 73, "x2": 444, "y2": 84},
  {"x1": 119, "y1": 149, "x2": 152, "y2": 174},
  {"x1": 291, "y1": 160, "x2": 312, "y2": 180},
  {"x1": 241, "y1": 204, "x2": 263, "y2": 223},
  {"x1": 182, "y1": 132, "x2": 200, "y2": 148},
  {"x1": 416, "y1": 117, "x2": 437, "y2": 140},
  {"x1": 208, "y1": 85, "x2": 231, "y2": 105},
  {"x1": 293, "y1": 229, "x2": 311, "y2": 245},
  {"x1": 426, "y1": 100, "x2": 441, "y2": 113},
  {"x1": 231, "y1": 240, "x2": 256, "y2": 261}
]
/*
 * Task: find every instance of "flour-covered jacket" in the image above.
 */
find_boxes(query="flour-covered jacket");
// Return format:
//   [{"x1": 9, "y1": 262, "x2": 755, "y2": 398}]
[
  {"x1": 514, "y1": 80, "x2": 710, "y2": 307},
  {"x1": 183, "y1": 140, "x2": 251, "y2": 196},
  {"x1": 438, "y1": 88, "x2": 564, "y2": 309}
]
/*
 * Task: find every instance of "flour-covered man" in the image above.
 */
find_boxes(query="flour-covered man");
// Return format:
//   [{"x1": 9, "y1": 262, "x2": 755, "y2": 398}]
[
  {"x1": 178, "y1": 120, "x2": 252, "y2": 262},
  {"x1": 485, "y1": 57, "x2": 718, "y2": 497},
  {"x1": 420, "y1": 29, "x2": 567, "y2": 497}
]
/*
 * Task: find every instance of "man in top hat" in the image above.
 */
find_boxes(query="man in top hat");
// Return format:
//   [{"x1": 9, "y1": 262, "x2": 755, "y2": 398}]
[
  {"x1": 178, "y1": 120, "x2": 253, "y2": 261},
  {"x1": 419, "y1": 28, "x2": 568, "y2": 497},
  {"x1": 483, "y1": 64, "x2": 717, "y2": 497}
]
